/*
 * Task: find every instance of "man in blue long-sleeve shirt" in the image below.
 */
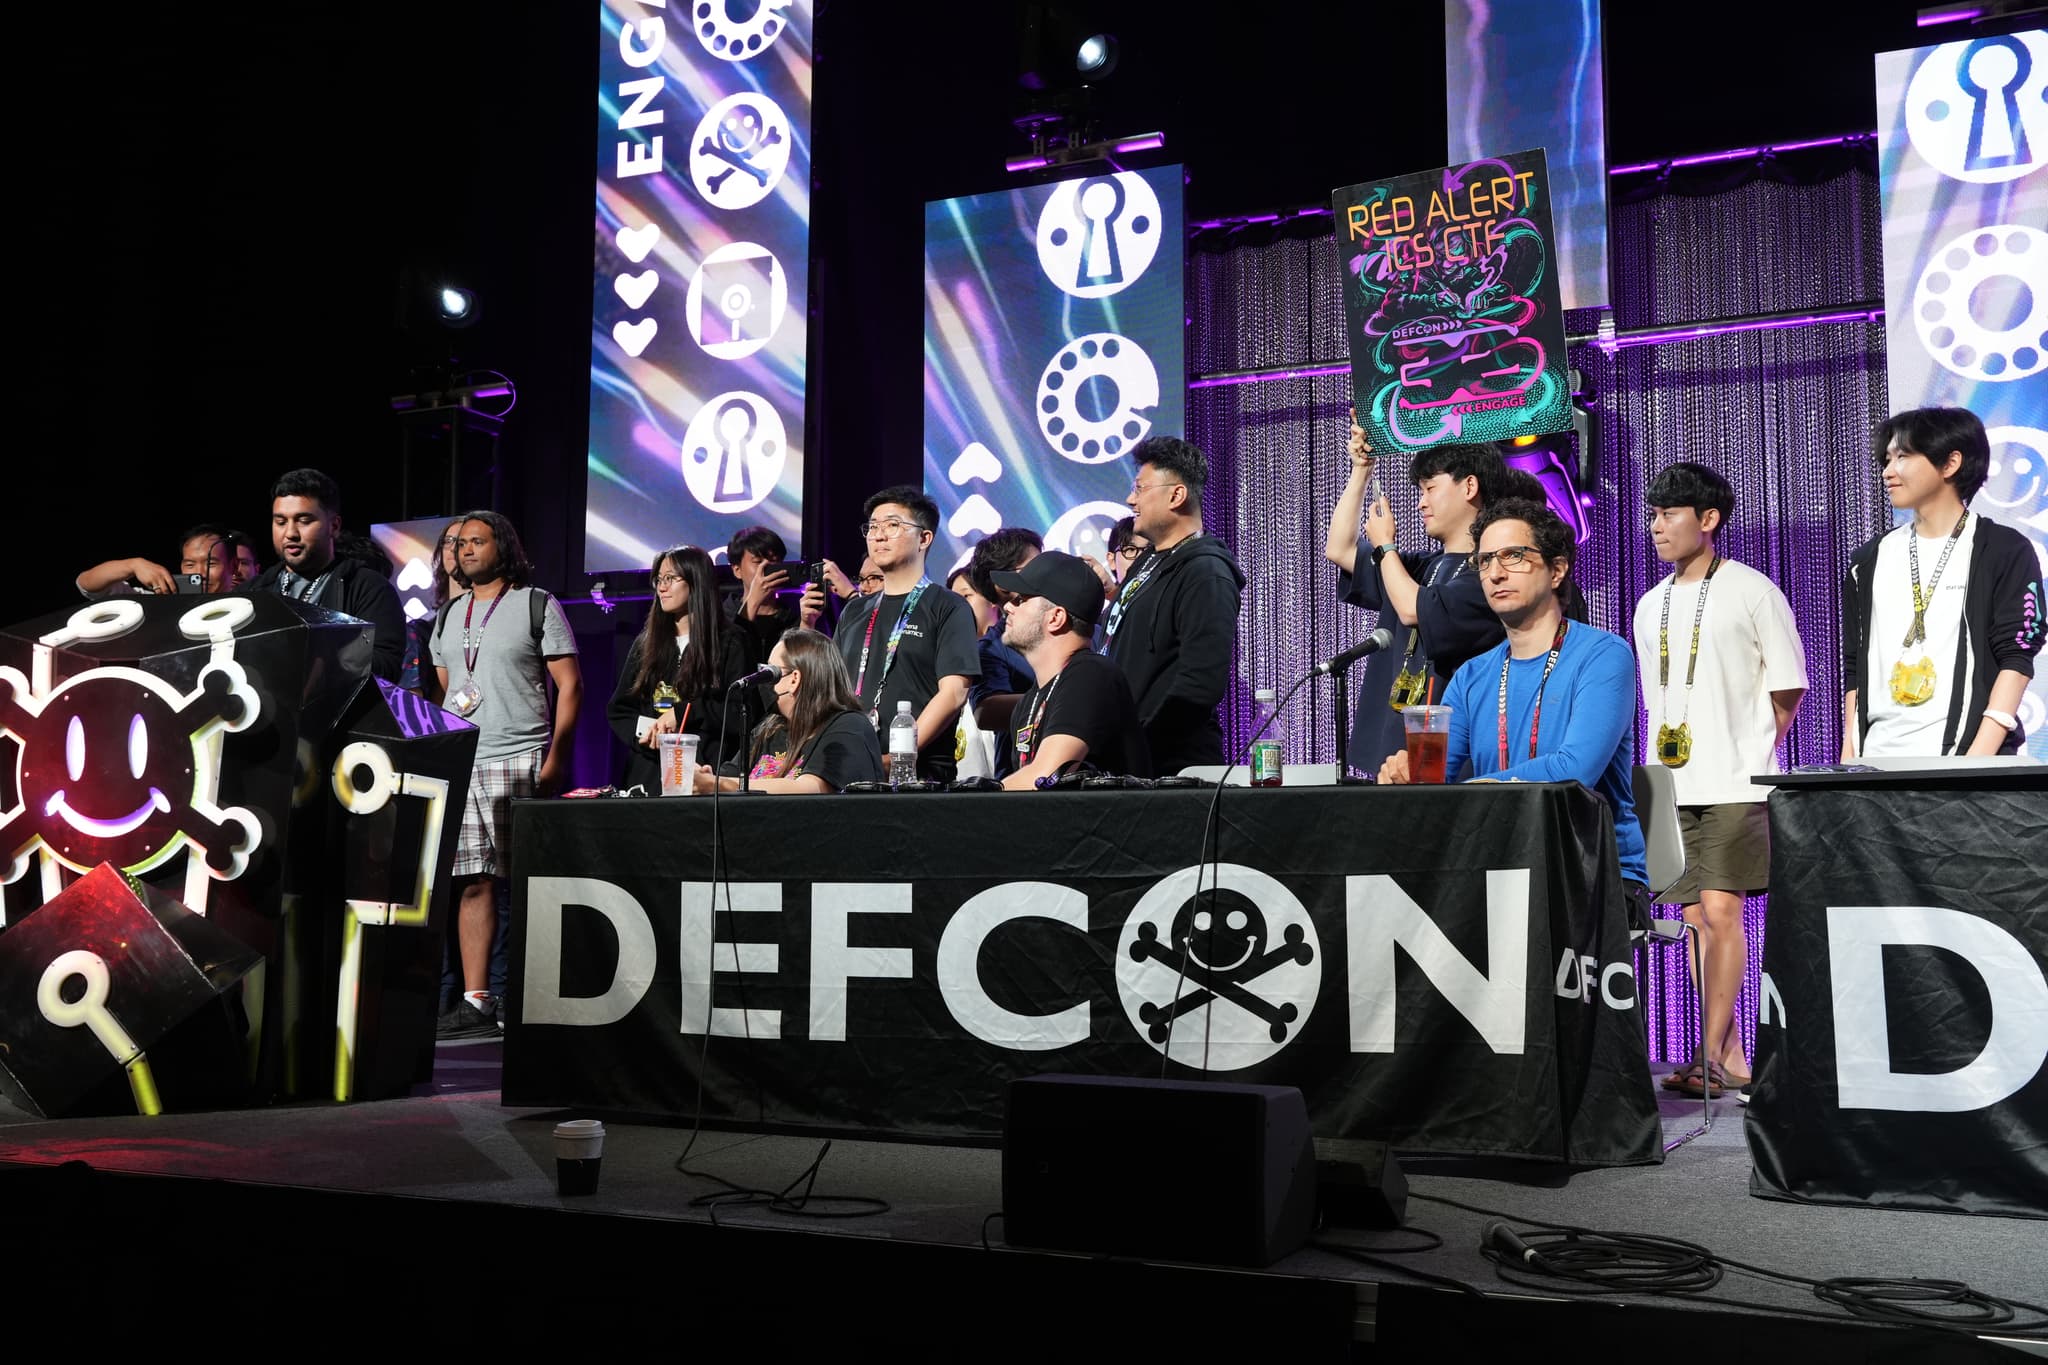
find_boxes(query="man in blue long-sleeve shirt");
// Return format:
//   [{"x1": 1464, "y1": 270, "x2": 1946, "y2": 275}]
[{"x1": 1379, "y1": 497, "x2": 1647, "y2": 893}]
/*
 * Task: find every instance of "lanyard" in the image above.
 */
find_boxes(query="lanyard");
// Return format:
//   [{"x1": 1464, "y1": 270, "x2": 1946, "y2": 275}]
[
  {"x1": 1657, "y1": 556, "x2": 1722, "y2": 721},
  {"x1": 1397, "y1": 554, "x2": 1459, "y2": 668},
  {"x1": 282, "y1": 569, "x2": 332, "y2": 604},
  {"x1": 1902, "y1": 511, "x2": 1968, "y2": 650},
  {"x1": 1103, "y1": 539, "x2": 1184, "y2": 640},
  {"x1": 462, "y1": 590, "x2": 507, "y2": 674},
  {"x1": 1014, "y1": 669, "x2": 1065, "y2": 759},
  {"x1": 1496, "y1": 623, "x2": 1568, "y2": 771},
  {"x1": 853, "y1": 579, "x2": 930, "y2": 707}
]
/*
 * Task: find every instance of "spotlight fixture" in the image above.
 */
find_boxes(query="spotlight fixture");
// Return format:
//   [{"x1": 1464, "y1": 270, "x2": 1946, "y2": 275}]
[
  {"x1": 1075, "y1": 33, "x2": 1118, "y2": 80},
  {"x1": 437, "y1": 286, "x2": 478, "y2": 328}
]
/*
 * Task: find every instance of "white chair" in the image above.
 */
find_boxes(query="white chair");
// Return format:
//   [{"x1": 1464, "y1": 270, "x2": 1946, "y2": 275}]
[{"x1": 1632, "y1": 762, "x2": 1713, "y2": 1150}]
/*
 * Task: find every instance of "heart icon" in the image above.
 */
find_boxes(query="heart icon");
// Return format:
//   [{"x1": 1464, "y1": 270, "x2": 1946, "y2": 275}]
[
  {"x1": 396, "y1": 557, "x2": 434, "y2": 592},
  {"x1": 613, "y1": 318, "x2": 658, "y2": 358},
  {"x1": 616, "y1": 222, "x2": 661, "y2": 263},
  {"x1": 614, "y1": 269, "x2": 658, "y2": 310},
  {"x1": 947, "y1": 441, "x2": 1003, "y2": 487},
  {"x1": 947, "y1": 493, "x2": 1002, "y2": 539}
]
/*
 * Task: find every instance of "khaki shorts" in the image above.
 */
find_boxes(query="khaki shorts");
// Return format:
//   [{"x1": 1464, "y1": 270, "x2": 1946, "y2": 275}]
[{"x1": 1666, "y1": 802, "x2": 1770, "y2": 903}]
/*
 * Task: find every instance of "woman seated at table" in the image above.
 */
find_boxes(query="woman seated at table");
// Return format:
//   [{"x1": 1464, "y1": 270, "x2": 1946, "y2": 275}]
[
  {"x1": 694, "y1": 628, "x2": 883, "y2": 793},
  {"x1": 608, "y1": 545, "x2": 756, "y2": 792},
  {"x1": 1378, "y1": 498, "x2": 1647, "y2": 902}
]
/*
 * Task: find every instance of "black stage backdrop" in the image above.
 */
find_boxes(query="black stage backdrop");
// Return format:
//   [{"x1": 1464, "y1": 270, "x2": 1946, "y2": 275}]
[
  {"x1": 504, "y1": 786, "x2": 1662, "y2": 1168},
  {"x1": 1749, "y1": 778, "x2": 2048, "y2": 1219},
  {"x1": 1184, "y1": 156, "x2": 1892, "y2": 1070}
]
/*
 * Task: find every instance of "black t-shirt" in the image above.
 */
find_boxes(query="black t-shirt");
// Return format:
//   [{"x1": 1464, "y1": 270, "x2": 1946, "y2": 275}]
[
  {"x1": 833, "y1": 582, "x2": 981, "y2": 780},
  {"x1": 788, "y1": 709, "x2": 885, "y2": 792},
  {"x1": 1005, "y1": 649, "x2": 1153, "y2": 780},
  {"x1": 1335, "y1": 544, "x2": 1502, "y2": 774}
]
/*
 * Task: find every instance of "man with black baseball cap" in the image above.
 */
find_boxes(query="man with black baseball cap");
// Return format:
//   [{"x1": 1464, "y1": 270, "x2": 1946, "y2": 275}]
[{"x1": 992, "y1": 551, "x2": 1153, "y2": 789}]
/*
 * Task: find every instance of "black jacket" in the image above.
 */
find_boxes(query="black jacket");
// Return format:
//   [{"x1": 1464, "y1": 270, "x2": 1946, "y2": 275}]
[
  {"x1": 250, "y1": 556, "x2": 407, "y2": 682},
  {"x1": 1104, "y1": 533, "x2": 1245, "y2": 773},
  {"x1": 1844, "y1": 515, "x2": 2044, "y2": 754},
  {"x1": 607, "y1": 625, "x2": 760, "y2": 791}
]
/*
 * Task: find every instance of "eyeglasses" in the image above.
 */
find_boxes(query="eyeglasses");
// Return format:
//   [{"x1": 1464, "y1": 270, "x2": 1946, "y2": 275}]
[
  {"x1": 1112, "y1": 543, "x2": 1146, "y2": 560},
  {"x1": 859, "y1": 517, "x2": 926, "y2": 539},
  {"x1": 1468, "y1": 545, "x2": 1548, "y2": 574},
  {"x1": 858, "y1": 573, "x2": 885, "y2": 588},
  {"x1": 1130, "y1": 480, "x2": 1180, "y2": 498},
  {"x1": 653, "y1": 572, "x2": 684, "y2": 588}
]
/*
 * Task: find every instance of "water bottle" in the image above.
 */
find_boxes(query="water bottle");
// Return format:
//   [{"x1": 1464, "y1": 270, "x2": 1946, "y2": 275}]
[
  {"x1": 1250, "y1": 687, "x2": 1284, "y2": 787},
  {"x1": 888, "y1": 700, "x2": 919, "y2": 787}
]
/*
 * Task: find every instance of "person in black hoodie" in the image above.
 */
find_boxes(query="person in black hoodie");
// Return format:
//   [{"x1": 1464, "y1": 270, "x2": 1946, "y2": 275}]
[
  {"x1": 248, "y1": 468, "x2": 408, "y2": 682},
  {"x1": 1843, "y1": 407, "x2": 2043, "y2": 758},
  {"x1": 608, "y1": 544, "x2": 758, "y2": 791},
  {"x1": 1103, "y1": 436, "x2": 1244, "y2": 773}
]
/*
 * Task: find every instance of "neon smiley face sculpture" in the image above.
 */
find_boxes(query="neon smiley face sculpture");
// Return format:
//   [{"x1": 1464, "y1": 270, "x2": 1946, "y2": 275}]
[{"x1": 1, "y1": 600, "x2": 262, "y2": 902}]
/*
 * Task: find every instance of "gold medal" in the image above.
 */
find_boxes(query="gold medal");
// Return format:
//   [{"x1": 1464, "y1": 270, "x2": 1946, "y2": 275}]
[
  {"x1": 652, "y1": 681, "x2": 681, "y2": 712},
  {"x1": 1389, "y1": 666, "x2": 1429, "y2": 711},
  {"x1": 1655, "y1": 722, "x2": 1692, "y2": 768},
  {"x1": 1889, "y1": 656, "x2": 1936, "y2": 707}
]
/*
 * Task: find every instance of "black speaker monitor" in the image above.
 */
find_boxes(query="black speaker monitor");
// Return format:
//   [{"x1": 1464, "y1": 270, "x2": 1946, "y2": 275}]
[{"x1": 1001, "y1": 1073, "x2": 1317, "y2": 1268}]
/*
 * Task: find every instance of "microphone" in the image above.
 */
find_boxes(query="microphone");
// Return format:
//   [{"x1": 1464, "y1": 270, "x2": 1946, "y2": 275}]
[
  {"x1": 1482, "y1": 1220, "x2": 1546, "y2": 1268},
  {"x1": 1312, "y1": 627, "x2": 1394, "y2": 677},
  {"x1": 730, "y1": 663, "x2": 784, "y2": 688}
]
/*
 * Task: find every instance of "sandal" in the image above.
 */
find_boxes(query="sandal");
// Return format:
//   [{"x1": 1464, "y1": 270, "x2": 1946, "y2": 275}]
[
  {"x1": 1661, "y1": 1057, "x2": 1704, "y2": 1091},
  {"x1": 1676, "y1": 1060, "x2": 1729, "y2": 1098}
]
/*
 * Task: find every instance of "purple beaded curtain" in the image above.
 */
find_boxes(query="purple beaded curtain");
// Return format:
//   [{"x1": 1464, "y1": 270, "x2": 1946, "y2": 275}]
[{"x1": 1188, "y1": 165, "x2": 1892, "y2": 1068}]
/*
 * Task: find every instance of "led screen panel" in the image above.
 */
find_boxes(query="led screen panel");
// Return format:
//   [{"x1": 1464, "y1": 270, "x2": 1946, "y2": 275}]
[
  {"x1": 1445, "y1": 0, "x2": 1609, "y2": 310},
  {"x1": 1876, "y1": 31, "x2": 2047, "y2": 756},
  {"x1": 587, "y1": 1, "x2": 813, "y2": 572},
  {"x1": 924, "y1": 165, "x2": 1185, "y2": 570}
]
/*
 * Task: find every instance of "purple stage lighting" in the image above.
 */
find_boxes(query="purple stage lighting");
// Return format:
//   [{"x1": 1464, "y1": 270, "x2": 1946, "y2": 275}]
[{"x1": 1112, "y1": 133, "x2": 1165, "y2": 153}]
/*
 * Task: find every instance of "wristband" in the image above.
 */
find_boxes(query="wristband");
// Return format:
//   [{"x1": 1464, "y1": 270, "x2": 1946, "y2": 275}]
[
  {"x1": 1371, "y1": 542, "x2": 1398, "y2": 567},
  {"x1": 1981, "y1": 708, "x2": 2018, "y2": 732}
]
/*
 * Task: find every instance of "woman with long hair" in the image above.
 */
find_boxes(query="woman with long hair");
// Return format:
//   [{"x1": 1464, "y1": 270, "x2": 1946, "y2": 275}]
[
  {"x1": 695, "y1": 628, "x2": 882, "y2": 793},
  {"x1": 607, "y1": 545, "x2": 756, "y2": 791},
  {"x1": 405, "y1": 517, "x2": 466, "y2": 701}
]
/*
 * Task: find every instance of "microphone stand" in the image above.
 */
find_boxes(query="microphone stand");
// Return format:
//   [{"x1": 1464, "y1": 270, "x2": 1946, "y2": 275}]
[{"x1": 1332, "y1": 667, "x2": 1350, "y2": 776}]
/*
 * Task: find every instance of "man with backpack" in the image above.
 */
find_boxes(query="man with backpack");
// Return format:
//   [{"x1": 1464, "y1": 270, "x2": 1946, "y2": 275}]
[{"x1": 429, "y1": 510, "x2": 582, "y2": 1037}]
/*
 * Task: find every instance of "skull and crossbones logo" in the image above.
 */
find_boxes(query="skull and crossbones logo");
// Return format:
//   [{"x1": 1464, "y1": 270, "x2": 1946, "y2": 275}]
[
  {"x1": 1116, "y1": 864, "x2": 1321, "y2": 1069},
  {"x1": 690, "y1": 93, "x2": 791, "y2": 209},
  {"x1": 1, "y1": 600, "x2": 261, "y2": 907}
]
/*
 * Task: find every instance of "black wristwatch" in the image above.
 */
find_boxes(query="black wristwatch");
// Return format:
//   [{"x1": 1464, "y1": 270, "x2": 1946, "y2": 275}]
[{"x1": 1370, "y1": 542, "x2": 1398, "y2": 567}]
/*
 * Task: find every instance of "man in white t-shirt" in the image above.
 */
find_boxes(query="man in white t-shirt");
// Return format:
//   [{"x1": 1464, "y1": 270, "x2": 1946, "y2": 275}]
[
  {"x1": 1844, "y1": 407, "x2": 2043, "y2": 760},
  {"x1": 1633, "y1": 462, "x2": 1808, "y2": 1098}
]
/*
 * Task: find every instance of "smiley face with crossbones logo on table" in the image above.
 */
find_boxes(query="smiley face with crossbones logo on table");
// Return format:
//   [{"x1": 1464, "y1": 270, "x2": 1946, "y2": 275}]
[{"x1": 1129, "y1": 885, "x2": 1316, "y2": 1046}]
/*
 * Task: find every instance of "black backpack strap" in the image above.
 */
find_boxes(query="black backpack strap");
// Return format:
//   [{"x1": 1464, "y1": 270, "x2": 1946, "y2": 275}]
[{"x1": 529, "y1": 587, "x2": 552, "y2": 646}]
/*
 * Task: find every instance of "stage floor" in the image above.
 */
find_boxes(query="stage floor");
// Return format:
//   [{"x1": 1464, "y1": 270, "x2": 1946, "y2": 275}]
[{"x1": 2, "y1": 1045, "x2": 2039, "y2": 1358}]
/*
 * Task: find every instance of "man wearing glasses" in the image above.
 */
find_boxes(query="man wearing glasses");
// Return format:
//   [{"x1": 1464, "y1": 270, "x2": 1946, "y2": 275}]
[
  {"x1": 830, "y1": 485, "x2": 981, "y2": 782},
  {"x1": 1378, "y1": 497, "x2": 1647, "y2": 910},
  {"x1": 1104, "y1": 436, "x2": 1244, "y2": 775}
]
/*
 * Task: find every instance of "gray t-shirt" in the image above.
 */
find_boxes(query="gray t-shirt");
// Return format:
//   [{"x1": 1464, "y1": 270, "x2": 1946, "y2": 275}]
[{"x1": 429, "y1": 585, "x2": 578, "y2": 763}]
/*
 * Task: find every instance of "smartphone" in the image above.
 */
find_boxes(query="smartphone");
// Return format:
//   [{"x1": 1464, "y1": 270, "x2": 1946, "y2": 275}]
[
  {"x1": 174, "y1": 573, "x2": 207, "y2": 595},
  {"x1": 805, "y1": 560, "x2": 830, "y2": 587}
]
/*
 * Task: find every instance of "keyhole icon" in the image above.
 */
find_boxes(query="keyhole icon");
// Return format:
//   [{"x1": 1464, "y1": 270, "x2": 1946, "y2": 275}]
[
  {"x1": 713, "y1": 398, "x2": 758, "y2": 505},
  {"x1": 1074, "y1": 176, "x2": 1129, "y2": 290},
  {"x1": 1956, "y1": 36, "x2": 2033, "y2": 170}
]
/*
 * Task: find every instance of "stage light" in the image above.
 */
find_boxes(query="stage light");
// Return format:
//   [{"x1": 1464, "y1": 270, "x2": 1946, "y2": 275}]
[
  {"x1": 437, "y1": 286, "x2": 477, "y2": 327},
  {"x1": 1075, "y1": 33, "x2": 1118, "y2": 79}
]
